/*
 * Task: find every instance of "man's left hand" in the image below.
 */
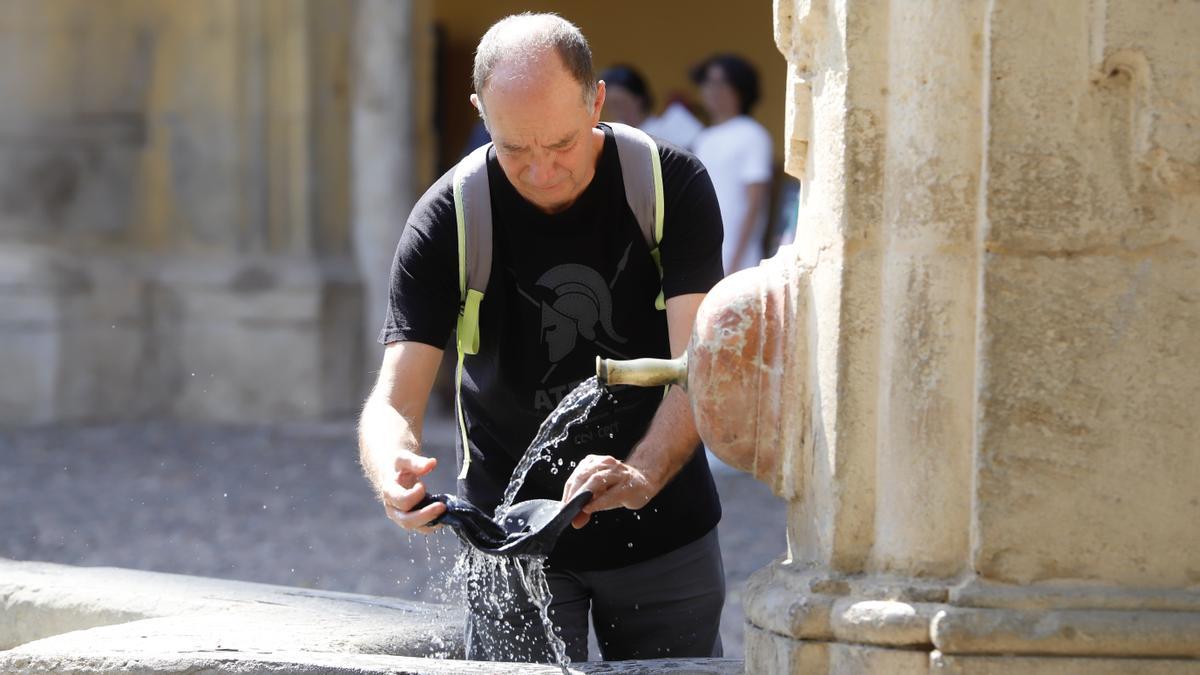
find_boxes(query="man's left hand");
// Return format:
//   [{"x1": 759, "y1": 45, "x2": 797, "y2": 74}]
[{"x1": 561, "y1": 454, "x2": 658, "y2": 529}]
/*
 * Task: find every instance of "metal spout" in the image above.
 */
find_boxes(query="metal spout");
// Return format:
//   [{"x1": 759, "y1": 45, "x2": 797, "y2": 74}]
[{"x1": 595, "y1": 354, "x2": 688, "y2": 390}]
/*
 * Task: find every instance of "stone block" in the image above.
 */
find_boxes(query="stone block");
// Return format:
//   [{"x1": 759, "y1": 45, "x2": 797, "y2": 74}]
[
  {"x1": 0, "y1": 249, "x2": 363, "y2": 424},
  {"x1": 985, "y1": 0, "x2": 1200, "y2": 253},
  {"x1": 932, "y1": 652, "x2": 1200, "y2": 675},
  {"x1": 975, "y1": 251, "x2": 1200, "y2": 586},
  {"x1": 745, "y1": 623, "x2": 828, "y2": 675},
  {"x1": 828, "y1": 643, "x2": 927, "y2": 675}
]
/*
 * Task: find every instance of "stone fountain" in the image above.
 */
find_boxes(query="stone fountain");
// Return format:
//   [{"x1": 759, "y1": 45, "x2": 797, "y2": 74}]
[{"x1": 602, "y1": 1, "x2": 1200, "y2": 672}]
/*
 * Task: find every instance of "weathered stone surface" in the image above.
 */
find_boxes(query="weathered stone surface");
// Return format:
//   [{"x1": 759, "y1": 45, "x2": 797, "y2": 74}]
[
  {"x1": 0, "y1": 559, "x2": 744, "y2": 674},
  {"x1": 828, "y1": 643, "x2": 926, "y2": 675},
  {"x1": 0, "y1": 250, "x2": 363, "y2": 424},
  {"x1": 0, "y1": 0, "x2": 380, "y2": 424},
  {"x1": 975, "y1": 252, "x2": 1200, "y2": 587},
  {"x1": 748, "y1": 0, "x2": 1200, "y2": 672},
  {"x1": 744, "y1": 623, "x2": 826, "y2": 675},
  {"x1": 932, "y1": 606, "x2": 1200, "y2": 659},
  {"x1": 931, "y1": 653, "x2": 1200, "y2": 675},
  {"x1": 0, "y1": 559, "x2": 461, "y2": 657}
]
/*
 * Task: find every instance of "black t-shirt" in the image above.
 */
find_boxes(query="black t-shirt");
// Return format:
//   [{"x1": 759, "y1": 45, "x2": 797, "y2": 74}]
[{"x1": 379, "y1": 124, "x2": 724, "y2": 570}]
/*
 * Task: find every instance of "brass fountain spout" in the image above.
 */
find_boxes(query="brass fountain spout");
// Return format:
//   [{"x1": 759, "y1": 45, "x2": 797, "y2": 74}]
[{"x1": 595, "y1": 355, "x2": 688, "y2": 390}]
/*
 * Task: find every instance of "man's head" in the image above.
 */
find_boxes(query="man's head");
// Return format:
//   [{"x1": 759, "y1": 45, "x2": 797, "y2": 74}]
[{"x1": 470, "y1": 13, "x2": 606, "y2": 214}]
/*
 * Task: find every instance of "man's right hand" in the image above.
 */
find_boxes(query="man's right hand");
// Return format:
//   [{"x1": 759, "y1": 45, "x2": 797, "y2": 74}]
[
  {"x1": 359, "y1": 341, "x2": 447, "y2": 535},
  {"x1": 378, "y1": 452, "x2": 446, "y2": 534}
]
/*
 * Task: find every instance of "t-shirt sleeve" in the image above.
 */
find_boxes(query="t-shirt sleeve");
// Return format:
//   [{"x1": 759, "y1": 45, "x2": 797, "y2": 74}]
[
  {"x1": 377, "y1": 170, "x2": 461, "y2": 348},
  {"x1": 656, "y1": 143, "x2": 726, "y2": 298},
  {"x1": 739, "y1": 122, "x2": 774, "y2": 184}
]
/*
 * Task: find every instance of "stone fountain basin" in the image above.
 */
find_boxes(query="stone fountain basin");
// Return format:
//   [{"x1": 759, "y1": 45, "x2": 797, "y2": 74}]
[{"x1": 0, "y1": 558, "x2": 743, "y2": 674}]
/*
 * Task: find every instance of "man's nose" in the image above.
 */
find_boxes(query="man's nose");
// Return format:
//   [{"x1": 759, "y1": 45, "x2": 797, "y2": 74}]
[{"x1": 526, "y1": 156, "x2": 557, "y2": 187}]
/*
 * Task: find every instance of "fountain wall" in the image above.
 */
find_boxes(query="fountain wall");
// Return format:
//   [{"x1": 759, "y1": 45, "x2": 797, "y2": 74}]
[
  {"x1": 0, "y1": 0, "x2": 435, "y2": 423},
  {"x1": 748, "y1": 0, "x2": 1200, "y2": 671}
]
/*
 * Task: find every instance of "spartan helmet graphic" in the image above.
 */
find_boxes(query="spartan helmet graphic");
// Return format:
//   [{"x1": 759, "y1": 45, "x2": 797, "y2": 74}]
[{"x1": 536, "y1": 264, "x2": 627, "y2": 363}]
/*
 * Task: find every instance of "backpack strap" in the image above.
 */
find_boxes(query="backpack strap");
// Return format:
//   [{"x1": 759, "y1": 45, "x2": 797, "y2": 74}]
[
  {"x1": 609, "y1": 122, "x2": 666, "y2": 310},
  {"x1": 451, "y1": 143, "x2": 492, "y2": 479}
]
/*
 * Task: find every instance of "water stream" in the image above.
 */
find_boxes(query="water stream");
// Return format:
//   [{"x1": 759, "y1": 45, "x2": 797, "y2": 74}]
[
  {"x1": 454, "y1": 376, "x2": 606, "y2": 671},
  {"x1": 495, "y1": 377, "x2": 605, "y2": 520}
]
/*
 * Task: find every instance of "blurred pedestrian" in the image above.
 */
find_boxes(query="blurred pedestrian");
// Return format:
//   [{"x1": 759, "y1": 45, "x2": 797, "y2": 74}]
[
  {"x1": 602, "y1": 64, "x2": 703, "y2": 149},
  {"x1": 691, "y1": 54, "x2": 773, "y2": 274}
]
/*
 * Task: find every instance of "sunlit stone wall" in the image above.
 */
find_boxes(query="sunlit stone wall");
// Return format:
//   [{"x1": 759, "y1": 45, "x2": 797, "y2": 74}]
[
  {"x1": 750, "y1": 0, "x2": 1200, "y2": 672},
  {"x1": 0, "y1": 1, "x2": 431, "y2": 423}
]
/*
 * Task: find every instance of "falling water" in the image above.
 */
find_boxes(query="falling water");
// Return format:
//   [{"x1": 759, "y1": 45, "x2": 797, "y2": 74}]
[
  {"x1": 451, "y1": 376, "x2": 606, "y2": 672},
  {"x1": 494, "y1": 376, "x2": 605, "y2": 520},
  {"x1": 514, "y1": 555, "x2": 570, "y2": 672}
]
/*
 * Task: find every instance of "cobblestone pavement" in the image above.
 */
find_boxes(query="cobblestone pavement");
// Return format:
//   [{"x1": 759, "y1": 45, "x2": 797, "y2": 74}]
[{"x1": 0, "y1": 413, "x2": 786, "y2": 660}]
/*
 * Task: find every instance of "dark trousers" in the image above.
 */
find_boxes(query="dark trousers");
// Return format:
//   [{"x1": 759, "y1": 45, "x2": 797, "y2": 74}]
[{"x1": 465, "y1": 527, "x2": 726, "y2": 663}]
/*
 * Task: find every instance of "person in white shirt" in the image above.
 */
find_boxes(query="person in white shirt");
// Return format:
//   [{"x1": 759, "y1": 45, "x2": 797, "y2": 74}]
[
  {"x1": 600, "y1": 64, "x2": 703, "y2": 150},
  {"x1": 690, "y1": 54, "x2": 773, "y2": 274}
]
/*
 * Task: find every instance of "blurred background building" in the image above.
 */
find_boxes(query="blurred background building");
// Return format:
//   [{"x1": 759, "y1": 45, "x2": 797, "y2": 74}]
[{"x1": 0, "y1": 0, "x2": 787, "y2": 425}]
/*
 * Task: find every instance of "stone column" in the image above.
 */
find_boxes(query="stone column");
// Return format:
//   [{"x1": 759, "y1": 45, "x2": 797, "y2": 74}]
[
  {"x1": 0, "y1": 0, "x2": 371, "y2": 423},
  {"x1": 745, "y1": 0, "x2": 1200, "y2": 672},
  {"x1": 351, "y1": 0, "x2": 435, "y2": 380}
]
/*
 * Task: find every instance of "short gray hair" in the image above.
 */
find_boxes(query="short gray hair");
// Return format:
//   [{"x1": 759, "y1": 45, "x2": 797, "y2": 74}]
[{"x1": 472, "y1": 13, "x2": 597, "y2": 112}]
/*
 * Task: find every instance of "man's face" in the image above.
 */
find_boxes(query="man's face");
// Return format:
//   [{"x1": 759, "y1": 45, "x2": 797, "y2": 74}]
[{"x1": 474, "y1": 56, "x2": 605, "y2": 214}]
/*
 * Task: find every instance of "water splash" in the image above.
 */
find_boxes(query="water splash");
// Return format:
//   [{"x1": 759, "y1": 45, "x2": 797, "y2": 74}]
[
  {"x1": 447, "y1": 377, "x2": 604, "y2": 671},
  {"x1": 448, "y1": 549, "x2": 571, "y2": 671},
  {"x1": 515, "y1": 555, "x2": 571, "y2": 673},
  {"x1": 494, "y1": 377, "x2": 604, "y2": 520}
]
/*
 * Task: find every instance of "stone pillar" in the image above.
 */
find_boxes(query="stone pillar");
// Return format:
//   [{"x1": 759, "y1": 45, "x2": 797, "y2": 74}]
[
  {"x1": 746, "y1": 0, "x2": 1200, "y2": 672},
  {"x1": 351, "y1": 0, "x2": 434, "y2": 378},
  {"x1": 0, "y1": 0, "x2": 379, "y2": 423}
]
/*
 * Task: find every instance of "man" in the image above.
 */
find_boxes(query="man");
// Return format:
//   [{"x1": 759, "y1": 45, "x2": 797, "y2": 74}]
[{"x1": 358, "y1": 13, "x2": 725, "y2": 663}]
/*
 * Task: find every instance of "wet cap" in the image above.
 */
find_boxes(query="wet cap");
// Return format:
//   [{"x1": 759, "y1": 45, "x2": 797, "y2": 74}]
[{"x1": 415, "y1": 491, "x2": 593, "y2": 558}]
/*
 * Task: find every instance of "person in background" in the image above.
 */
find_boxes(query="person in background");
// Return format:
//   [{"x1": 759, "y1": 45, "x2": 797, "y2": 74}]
[
  {"x1": 601, "y1": 64, "x2": 704, "y2": 150},
  {"x1": 690, "y1": 54, "x2": 773, "y2": 274}
]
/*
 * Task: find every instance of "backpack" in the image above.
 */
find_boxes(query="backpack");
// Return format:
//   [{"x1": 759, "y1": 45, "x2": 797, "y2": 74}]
[{"x1": 449, "y1": 122, "x2": 665, "y2": 478}]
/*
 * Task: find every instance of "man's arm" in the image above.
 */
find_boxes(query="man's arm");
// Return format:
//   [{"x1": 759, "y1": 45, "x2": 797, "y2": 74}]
[
  {"x1": 561, "y1": 292, "x2": 705, "y2": 528},
  {"x1": 358, "y1": 341, "x2": 448, "y2": 533}
]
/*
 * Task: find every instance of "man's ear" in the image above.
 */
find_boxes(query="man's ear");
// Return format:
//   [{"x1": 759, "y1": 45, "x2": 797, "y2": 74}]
[
  {"x1": 470, "y1": 93, "x2": 485, "y2": 119},
  {"x1": 591, "y1": 81, "x2": 606, "y2": 124}
]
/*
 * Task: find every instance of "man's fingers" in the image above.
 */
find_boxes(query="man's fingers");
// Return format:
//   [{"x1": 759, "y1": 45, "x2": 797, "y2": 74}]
[
  {"x1": 561, "y1": 455, "x2": 596, "y2": 501},
  {"x1": 386, "y1": 498, "x2": 446, "y2": 532},
  {"x1": 562, "y1": 454, "x2": 614, "y2": 501},
  {"x1": 382, "y1": 479, "x2": 429, "y2": 513},
  {"x1": 394, "y1": 454, "x2": 437, "y2": 483}
]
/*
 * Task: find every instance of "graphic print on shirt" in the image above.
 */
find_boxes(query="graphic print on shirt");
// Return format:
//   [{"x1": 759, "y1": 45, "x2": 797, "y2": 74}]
[{"x1": 513, "y1": 243, "x2": 635, "y2": 383}]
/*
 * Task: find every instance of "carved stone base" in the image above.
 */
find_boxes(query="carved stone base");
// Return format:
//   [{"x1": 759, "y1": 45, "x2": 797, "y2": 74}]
[{"x1": 744, "y1": 560, "x2": 1200, "y2": 673}]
